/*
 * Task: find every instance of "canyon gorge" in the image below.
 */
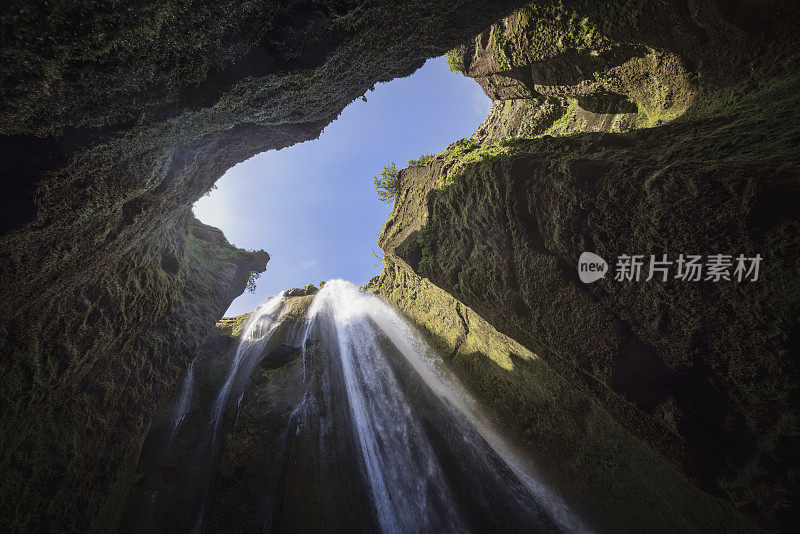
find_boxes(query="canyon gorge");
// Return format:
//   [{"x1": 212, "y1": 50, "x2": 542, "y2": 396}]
[{"x1": 1, "y1": 1, "x2": 799, "y2": 532}]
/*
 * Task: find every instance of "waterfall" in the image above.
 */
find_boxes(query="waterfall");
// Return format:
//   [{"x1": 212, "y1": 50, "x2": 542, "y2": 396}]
[
  {"x1": 307, "y1": 281, "x2": 465, "y2": 533},
  {"x1": 208, "y1": 293, "x2": 286, "y2": 450},
  {"x1": 167, "y1": 358, "x2": 195, "y2": 448},
  {"x1": 306, "y1": 280, "x2": 589, "y2": 534},
  {"x1": 128, "y1": 282, "x2": 588, "y2": 534},
  {"x1": 192, "y1": 293, "x2": 288, "y2": 532}
]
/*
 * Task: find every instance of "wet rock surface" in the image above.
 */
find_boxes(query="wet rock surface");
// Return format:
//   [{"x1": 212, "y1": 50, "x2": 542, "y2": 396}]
[
  {"x1": 375, "y1": 2, "x2": 800, "y2": 529},
  {"x1": 377, "y1": 129, "x2": 799, "y2": 529},
  {"x1": 0, "y1": 1, "x2": 529, "y2": 530},
  {"x1": 1, "y1": 0, "x2": 799, "y2": 531},
  {"x1": 126, "y1": 287, "x2": 576, "y2": 533}
]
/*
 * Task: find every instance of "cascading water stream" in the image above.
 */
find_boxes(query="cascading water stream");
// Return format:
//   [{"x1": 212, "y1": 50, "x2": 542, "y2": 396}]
[
  {"x1": 307, "y1": 283, "x2": 464, "y2": 533},
  {"x1": 127, "y1": 293, "x2": 290, "y2": 534},
  {"x1": 208, "y1": 292, "x2": 286, "y2": 451},
  {"x1": 128, "y1": 281, "x2": 587, "y2": 534},
  {"x1": 306, "y1": 280, "x2": 590, "y2": 534},
  {"x1": 167, "y1": 358, "x2": 195, "y2": 448},
  {"x1": 192, "y1": 293, "x2": 288, "y2": 532}
]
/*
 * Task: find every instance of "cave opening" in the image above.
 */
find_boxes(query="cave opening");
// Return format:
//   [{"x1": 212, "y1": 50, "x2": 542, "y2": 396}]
[
  {"x1": 4, "y1": 1, "x2": 799, "y2": 531},
  {"x1": 193, "y1": 56, "x2": 490, "y2": 315}
]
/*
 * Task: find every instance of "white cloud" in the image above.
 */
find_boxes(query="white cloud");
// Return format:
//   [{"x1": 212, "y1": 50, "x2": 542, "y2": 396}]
[{"x1": 301, "y1": 259, "x2": 317, "y2": 269}]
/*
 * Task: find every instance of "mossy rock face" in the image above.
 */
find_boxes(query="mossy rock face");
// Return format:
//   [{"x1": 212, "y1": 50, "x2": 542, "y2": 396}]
[
  {"x1": 376, "y1": 4, "x2": 800, "y2": 529},
  {"x1": 0, "y1": 213, "x2": 267, "y2": 533},
  {"x1": 366, "y1": 258, "x2": 759, "y2": 533},
  {"x1": 0, "y1": 1, "x2": 533, "y2": 531},
  {"x1": 120, "y1": 295, "x2": 314, "y2": 533},
  {"x1": 453, "y1": 0, "x2": 799, "y2": 141},
  {"x1": 377, "y1": 73, "x2": 800, "y2": 532}
]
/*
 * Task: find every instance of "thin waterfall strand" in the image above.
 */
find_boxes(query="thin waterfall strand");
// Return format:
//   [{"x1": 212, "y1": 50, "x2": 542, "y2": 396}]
[
  {"x1": 208, "y1": 293, "x2": 285, "y2": 449},
  {"x1": 167, "y1": 358, "x2": 195, "y2": 448}
]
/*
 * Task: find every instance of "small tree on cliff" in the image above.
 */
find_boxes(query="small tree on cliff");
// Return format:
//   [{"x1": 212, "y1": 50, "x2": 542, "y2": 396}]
[
  {"x1": 373, "y1": 162, "x2": 400, "y2": 204},
  {"x1": 246, "y1": 271, "x2": 260, "y2": 293}
]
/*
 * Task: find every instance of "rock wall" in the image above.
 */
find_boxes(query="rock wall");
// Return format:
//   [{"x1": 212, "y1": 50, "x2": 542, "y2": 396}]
[
  {"x1": 367, "y1": 257, "x2": 757, "y2": 533},
  {"x1": 1, "y1": 0, "x2": 799, "y2": 531},
  {"x1": 0, "y1": 1, "x2": 530, "y2": 531},
  {"x1": 453, "y1": 0, "x2": 701, "y2": 140},
  {"x1": 374, "y1": 2, "x2": 800, "y2": 529},
  {"x1": 452, "y1": 0, "x2": 796, "y2": 144},
  {"x1": 121, "y1": 295, "x2": 318, "y2": 533},
  {"x1": 0, "y1": 214, "x2": 267, "y2": 532}
]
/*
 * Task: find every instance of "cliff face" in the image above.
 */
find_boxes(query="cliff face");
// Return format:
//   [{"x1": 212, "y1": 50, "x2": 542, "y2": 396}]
[
  {"x1": 120, "y1": 294, "x2": 317, "y2": 533},
  {"x1": 374, "y1": 1, "x2": 800, "y2": 530},
  {"x1": 1, "y1": 0, "x2": 799, "y2": 531},
  {"x1": 0, "y1": 213, "x2": 267, "y2": 532},
  {"x1": 456, "y1": 0, "x2": 702, "y2": 140},
  {"x1": 0, "y1": 1, "x2": 530, "y2": 531},
  {"x1": 367, "y1": 258, "x2": 757, "y2": 533}
]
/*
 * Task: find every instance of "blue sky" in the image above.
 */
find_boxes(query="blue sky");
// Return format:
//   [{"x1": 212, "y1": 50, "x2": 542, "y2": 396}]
[{"x1": 194, "y1": 56, "x2": 491, "y2": 316}]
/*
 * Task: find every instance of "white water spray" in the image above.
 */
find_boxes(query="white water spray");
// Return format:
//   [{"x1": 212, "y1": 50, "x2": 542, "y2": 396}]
[
  {"x1": 308, "y1": 282, "x2": 464, "y2": 533},
  {"x1": 167, "y1": 358, "x2": 195, "y2": 448},
  {"x1": 307, "y1": 280, "x2": 590, "y2": 534},
  {"x1": 193, "y1": 293, "x2": 287, "y2": 533},
  {"x1": 208, "y1": 293, "x2": 286, "y2": 448}
]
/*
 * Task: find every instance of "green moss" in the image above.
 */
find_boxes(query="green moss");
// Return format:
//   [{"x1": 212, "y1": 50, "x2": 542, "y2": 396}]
[
  {"x1": 438, "y1": 138, "x2": 518, "y2": 184},
  {"x1": 369, "y1": 259, "x2": 757, "y2": 533},
  {"x1": 217, "y1": 313, "x2": 253, "y2": 338},
  {"x1": 543, "y1": 97, "x2": 577, "y2": 136},
  {"x1": 407, "y1": 153, "x2": 437, "y2": 166},
  {"x1": 492, "y1": 2, "x2": 612, "y2": 66},
  {"x1": 445, "y1": 47, "x2": 466, "y2": 73},
  {"x1": 491, "y1": 19, "x2": 511, "y2": 70}
]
